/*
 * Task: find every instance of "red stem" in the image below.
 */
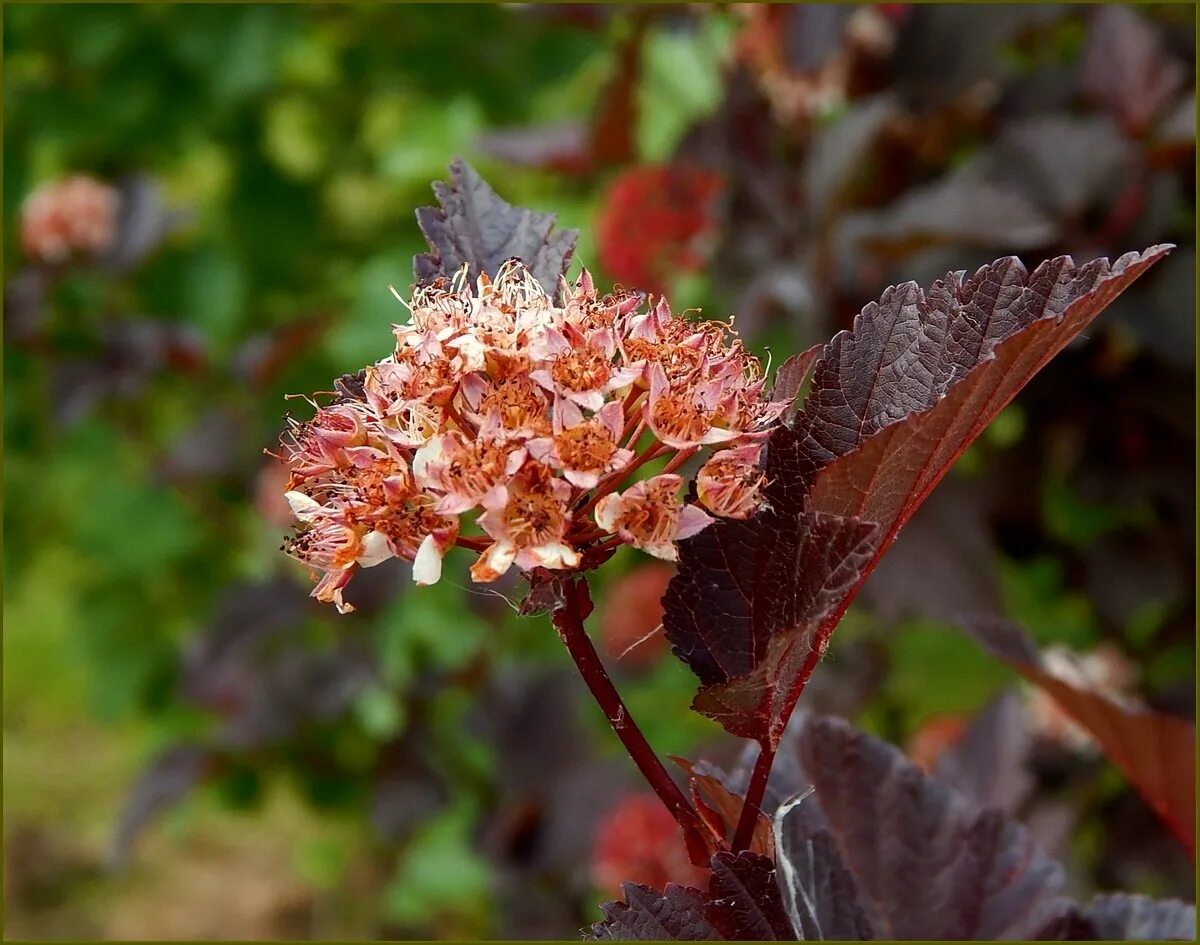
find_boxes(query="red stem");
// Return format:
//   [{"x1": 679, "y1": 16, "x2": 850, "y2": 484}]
[
  {"x1": 551, "y1": 575, "x2": 711, "y2": 857},
  {"x1": 731, "y1": 740, "x2": 775, "y2": 852}
]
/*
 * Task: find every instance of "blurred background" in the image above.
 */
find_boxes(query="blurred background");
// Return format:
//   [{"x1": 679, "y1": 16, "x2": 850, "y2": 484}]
[{"x1": 3, "y1": 3, "x2": 1195, "y2": 939}]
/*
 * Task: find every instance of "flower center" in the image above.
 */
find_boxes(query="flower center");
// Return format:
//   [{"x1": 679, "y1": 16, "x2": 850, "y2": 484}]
[
  {"x1": 616, "y1": 481, "x2": 678, "y2": 544},
  {"x1": 624, "y1": 339, "x2": 702, "y2": 381},
  {"x1": 503, "y1": 468, "x2": 566, "y2": 546},
  {"x1": 650, "y1": 390, "x2": 713, "y2": 443},
  {"x1": 479, "y1": 376, "x2": 551, "y2": 435},
  {"x1": 551, "y1": 348, "x2": 612, "y2": 393},
  {"x1": 376, "y1": 501, "x2": 451, "y2": 557},
  {"x1": 555, "y1": 420, "x2": 616, "y2": 471}
]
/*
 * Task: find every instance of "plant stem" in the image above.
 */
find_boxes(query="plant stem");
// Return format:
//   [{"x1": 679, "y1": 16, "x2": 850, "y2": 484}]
[
  {"x1": 731, "y1": 740, "x2": 775, "y2": 853},
  {"x1": 551, "y1": 575, "x2": 711, "y2": 855}
]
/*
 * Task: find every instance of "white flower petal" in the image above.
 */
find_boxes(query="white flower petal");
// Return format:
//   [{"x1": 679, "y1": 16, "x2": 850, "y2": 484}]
[
  {"x1": 594, "y1": 494, "x2": 622, "y2": 533},
  {"x1": 358, "y1": 530, "x2": 394, "y2": 568},
  {"x1": 285, "y1": 491, "x2": 325, "y2": 522},
  {"x1": 412, "y1": 533, "x2": 444, "y2": 585},
  {"x1": 470, "y1": 542, "x2": 517, "y2": 583}
]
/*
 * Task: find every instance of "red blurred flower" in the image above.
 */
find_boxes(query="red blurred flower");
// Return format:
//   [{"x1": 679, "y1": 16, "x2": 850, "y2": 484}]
[
  {"x1": 596, "y1": 165, "x2": 723, "y2": 297},
  {"x1": 21, "y1": 175, "x2": 119, "y2": 264},
  {"x1": 600, "y1": 562, "x2": 675, "y2": 669},
  {"x1": 591, "y1": 792, "x2": 708, "y2": 896}
]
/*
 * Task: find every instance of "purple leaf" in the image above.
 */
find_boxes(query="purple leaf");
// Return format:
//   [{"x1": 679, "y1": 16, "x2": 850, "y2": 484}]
[
  {"x1": 109, "y1": 745, "x2": 215, "y2": 871},
  {"x1": 663, "y1": 510, "x2": 879, "y2": 742},
  {"x1": 777, "y1": 714, "x2": 1065, "y2": 940},
  {"x1": 932, "y1": 689, "x2": 1034, "y2": 814},
  {"x1": 665, "y1": 246, "x2": 1170, "y2": 745},
  {"x1": 964, "y1": 618, "x2": 1196, "y2": 856},
  {"x1": 993, "y1": 115, "x2": 1134, "y2": 220},
  {"x1": 1080, "y1": 6, "x2": 1187, "y2": 137},
  {"x1": 773, "y1": 797, "x2": 873, "y2": 940},
  {"x1": 853, "y1": 161, "x2": 1059, "y2": 256},
  {"x1": 1081, "y1": 893, "x2": 1196, "y2": 941},
  {"x1": 413, "y1": 158, "x2": 578, "y2": 294},
  {"x1": 591, "y1": 852, "x2": 793, "y2": 941},
  {"x1": 768, "y1": 343, "x2": 823, "y2": 422},
  {"x1": 593, "y1": 883, "x2": 719, "y2": 941}
]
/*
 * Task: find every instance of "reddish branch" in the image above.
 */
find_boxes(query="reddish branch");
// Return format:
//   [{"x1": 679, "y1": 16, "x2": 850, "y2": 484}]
[
  {"x1": 732, "y1": 741, "x2": 775, "y2": 853},
  {"x1": 551, "y1": 574, "x2": 713, "y2": 862}
]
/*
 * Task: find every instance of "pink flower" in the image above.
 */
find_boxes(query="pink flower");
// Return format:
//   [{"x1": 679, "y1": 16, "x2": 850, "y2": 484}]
[
  {"x1": 413, "y1": 430, "x2": 527, "y2": 514},
  {"x1": 594, "y1": 474, "x2": 714, "y2": 561},
  {"x1": 373, "y1": 498, "x2": 460, "y2": 587},
  {"x1": 466, "y1": 371, "x2": 552, "y2": 441},
  {"x1": 529, "y1": 322, "x2": 639, "y2": 411},
  {"x1": 644, "y1": 364, "x2": 739, "y2": 450},
  {"x1": 282, "y1": 493, "x2": 394, "y2": 613},
  {"x1": 280, "y1": 402, "x2": 370, "y2": 483},
  {"x1": 526, "y1": 399, "x2": 633, "y2": 490},
  {"x1": 361, "y1": 362, "x2": 444, "y2": 447},
  {"x1": 21, "y1": 175, "x2": 119, "y2": 264},
  {"x1": 696, "y1": 444, "x2": 766, "y2": 519},
  {"x1": 471, "y1": 463, "x2": 580, "y2": 581}
]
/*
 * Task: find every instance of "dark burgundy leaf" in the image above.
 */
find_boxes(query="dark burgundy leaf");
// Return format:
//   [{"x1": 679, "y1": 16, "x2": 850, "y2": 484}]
[
  {"x1": 109, "y1": 744, "x2": 215, "y2": 871},
  {"x1": 333, "y1": 368, "x2": 368, "y2": 403},
  {"x1": 1027, "y1": 902, "x2": 1100, "y2": 941},
  {"x1": 666, "y1": 246, "x2": 1169, "y2": 745},
  {"x1": 964, "y1": 618, "x2": 1196, "y2": 856},
  {"x1": 768, "y1": 343, "x2": 823, "y2": 422},
  {"x1": 891, "y1": 5, "x2": 1069, "y2": 109},
  {"x1": 664, "y1": 510, "x2": 879, "y2": 743},
  {"x1": 180, "y1": 576, "x2": 377, "y2": 748},
  {"x1": 1154, "y1": 90, "x2": 1196, "y2": 151},
  {"x1": 1081, "y1": 893, "x2": 1196, "y2": 941},
  {"x1": 993, "y1": 115, "x2": 1133, "y2": 220},
  {"x1": 368, "y1": 729, "x2": 449, "y2": 844},
  {"x1": 778, "y1": 714, "x2": 1066, "y2": 940},
  {"x1": 413, "y1": 158, "x2": 578, "y2": 294},
  {"x1": 590, "y1": 852, "x2": 793, "y2": 941},
  {"x1": 853, "y1": 161, "x2": 1059, "y2": 257},
  {"x1": 804, "y1": 96, "x2": 897, "y2": 223},
  {"x1": 2, "y1": 267, "x2": 50, "y2": 343},
  {"x1": 672, "y1": 757, "x2": 774, "y2": 857},
  {"x1": 1080, "y1": 5, "x2": 1187, "y2": 137},
  {"x1": 932, "y1": 689, "x2": 1034, "y2": 814},
  {"x1": 773, "y1": 795, "x2": 873, "y2": 940},
  {"x1": 50, "y1": 319, "x2": 207, "y2": 426},
  {"x1": 707, "y1": 852, "x2": 795, "y2": 940},
  {"x1": 593, "y1": 883, "x2": 719, "y2": 941},
  {"x1": 779, "y1": 5, "x2": 853, "y2": 72}
]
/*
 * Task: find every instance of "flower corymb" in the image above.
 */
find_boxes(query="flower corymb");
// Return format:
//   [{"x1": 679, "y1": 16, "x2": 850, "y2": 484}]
[{"x1": 274, "y1": 261, "x2": 783, "y2": 612}]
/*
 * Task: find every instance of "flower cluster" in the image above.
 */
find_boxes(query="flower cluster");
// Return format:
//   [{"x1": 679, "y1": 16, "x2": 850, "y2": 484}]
[
  {"x1": 275, "y1": 260, "x2": 782, "y2": 613},
  {"x1": 21, "y1": 175, "x2": 119, "y2": 264}
]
